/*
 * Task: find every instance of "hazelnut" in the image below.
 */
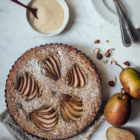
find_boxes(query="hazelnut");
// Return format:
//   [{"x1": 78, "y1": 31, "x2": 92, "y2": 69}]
[
  {"x1": 97, "y1": 53, "x2": 102, "y2": 59},
  {"x1": 123, "y1": 61, "x2": 130, "y2": 66},
  {"x1": 94, "y1": 40, "x2": 100, "y2": 44},
  {"x1": 105, "y1": 51, "x2": 110, "y2": 58},
  {"x1": 109, "y1": 81, "x2": 115, "y2": 87}
]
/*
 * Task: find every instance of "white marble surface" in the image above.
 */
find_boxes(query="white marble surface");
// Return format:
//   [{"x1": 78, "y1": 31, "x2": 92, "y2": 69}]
[{"x1": 0, "y1": 0, "x2": 140, "y2": 140}]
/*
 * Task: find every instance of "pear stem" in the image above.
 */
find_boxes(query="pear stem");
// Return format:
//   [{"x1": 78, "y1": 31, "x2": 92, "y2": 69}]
[
  {"x1": 120, "y1": 88, "x2": 124, "y2": 99},
  {"x1": 115, "y1": 62, "x2": 124, "y2": 70}
]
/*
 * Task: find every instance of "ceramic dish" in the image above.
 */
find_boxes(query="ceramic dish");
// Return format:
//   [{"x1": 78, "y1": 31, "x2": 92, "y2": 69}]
[
  {"x1": 26, "y1": 0, "x2": 69, "y2": 36},
  {"x1": 89, "y1": 0, "x2": 140, "y2": 29}
]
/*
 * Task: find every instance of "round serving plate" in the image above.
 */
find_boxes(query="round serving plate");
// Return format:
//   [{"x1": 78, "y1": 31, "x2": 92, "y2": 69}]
[{"x1": 89, "y1": 0, "x2": 140, "y2": 29}]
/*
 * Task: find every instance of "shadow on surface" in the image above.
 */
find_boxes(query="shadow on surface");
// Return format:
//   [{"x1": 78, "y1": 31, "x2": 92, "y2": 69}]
[
  {"x1": 129, "y1": 99, "x2": 140, "y2": 121},
  {"x1": 122, "y1": 126, "x2": 140, "y2": 140},
  {"x1": 61, "y1": 0, "x2": 76, "y2": 34}
]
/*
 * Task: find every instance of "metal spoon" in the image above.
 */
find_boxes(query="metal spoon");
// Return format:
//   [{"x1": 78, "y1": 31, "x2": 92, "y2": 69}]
[
  {"x1": 114, "y1": 0, "x2": 140, "y2": 43},
  {"x1": 11, "y1": 0, "x2": 38, "y2": 19},
  {"x1": 113, "y1": 0, "x2": 131, "y2": 47},
  {"x1": 113, "y1": 0, "x2": 140, "y2": 47}
]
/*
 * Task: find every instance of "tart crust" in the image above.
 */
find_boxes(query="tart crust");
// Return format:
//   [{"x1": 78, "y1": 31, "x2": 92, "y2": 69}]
[{"x1": 5, "y1": 43, "x2": 102, "y2": 140}]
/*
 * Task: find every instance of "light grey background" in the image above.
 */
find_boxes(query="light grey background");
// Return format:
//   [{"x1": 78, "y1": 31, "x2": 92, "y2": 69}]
[{"x1": 0, "y1": 0, "x2": 140, "y2": 139}]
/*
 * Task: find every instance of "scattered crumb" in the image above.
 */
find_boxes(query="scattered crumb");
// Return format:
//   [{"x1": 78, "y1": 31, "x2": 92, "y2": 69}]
[
  {"x1": 110, "y1": 61, "x2": 113, "y2": 65},
  {"x1": 93, "y1": 48, "x2": 99, "y2": 54},
  {"x1": 113, "y1": 77, "x2": 117, "y2": 82},
  {"x1": 112, "y1": 60, "x2": 116, "y2": 64},
  {"x1": 110, "y1": 58, "x2": 116, "y2": 65},
  {"x1": 110, "y1": 48, "x2": 115, "y2": 53},
  {"x1": 106, "y1": 40, "x2": 110, "y2": 43},
  {"x1": 103, "y1": 60, "x2": 108, "y2": 63}
]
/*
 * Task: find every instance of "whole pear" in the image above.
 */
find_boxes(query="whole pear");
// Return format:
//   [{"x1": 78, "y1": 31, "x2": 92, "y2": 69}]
[
  {"x1": 120, "y1": 67, "x2": 140, "y2": 99},
  {"x1": 104, "y1": 89, "x2": 131, "y2": 127},
  {"x1": 116, "y1": 62, "x2": 140, "y2": 99},
  {"x1": 106, "y1": 127, "x2": 135, "y2": 140}
]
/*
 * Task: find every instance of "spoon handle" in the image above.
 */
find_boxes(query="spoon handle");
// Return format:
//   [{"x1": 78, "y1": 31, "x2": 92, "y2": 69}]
[
  {"x1": 11, "y1": 0, "x2": 31, "y2": 11},
  {"x1": 115, "y1": 0, "x2": 140, "y2": 43},
  {"x1": 120, "y1": 17, "x2": 132, "y2": 47},
  {"x1": 113, "y1": 0, "x2": 131, "y2": 47}
]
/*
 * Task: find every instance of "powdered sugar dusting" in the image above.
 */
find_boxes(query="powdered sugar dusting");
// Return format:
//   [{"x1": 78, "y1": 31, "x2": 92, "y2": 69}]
[
  {"x1": 7, "y1": 44, "x2": 102, "y2": 139},
  {"x1": 58, "y1": 50, "x2": 62, "y2": 56}
]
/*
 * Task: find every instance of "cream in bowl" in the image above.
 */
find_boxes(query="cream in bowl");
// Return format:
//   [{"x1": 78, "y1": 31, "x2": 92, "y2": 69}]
[{"x1": 27, "y1": 0, "x2": 69, "y2": 36}]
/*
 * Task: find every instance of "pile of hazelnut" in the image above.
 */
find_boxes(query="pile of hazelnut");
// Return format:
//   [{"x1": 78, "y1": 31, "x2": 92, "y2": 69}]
[{"x1": 93, "y1": 40, "x2": 130, "y2": 87}]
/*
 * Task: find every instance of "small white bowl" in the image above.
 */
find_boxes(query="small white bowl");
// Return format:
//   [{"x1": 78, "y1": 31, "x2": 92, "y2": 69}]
[{"x1": 26, "y1": 0, "x2": 69, "y2": 36}]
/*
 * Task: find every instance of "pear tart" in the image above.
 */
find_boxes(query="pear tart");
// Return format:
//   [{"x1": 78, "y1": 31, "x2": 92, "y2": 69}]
[{"x1": 5, "y1": 43, "x2": 102, "y2": 140}]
